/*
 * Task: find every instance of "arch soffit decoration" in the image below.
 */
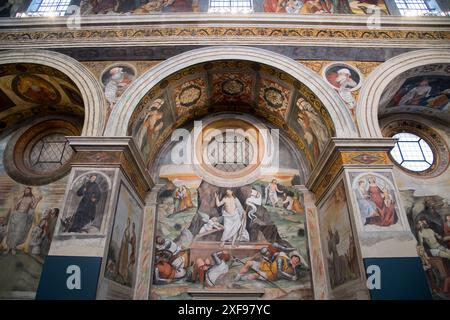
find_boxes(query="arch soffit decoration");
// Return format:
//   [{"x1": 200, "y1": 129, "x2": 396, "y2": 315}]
[
  {"x1": 105, "y1": 46, "x2": 357, "y2": 139},
  {"x1": 356, "y1": 49, "x2": 450, "y2": 138},
  {"x1": 0, "y1": 49, "x2": 107, "y2": 137}
]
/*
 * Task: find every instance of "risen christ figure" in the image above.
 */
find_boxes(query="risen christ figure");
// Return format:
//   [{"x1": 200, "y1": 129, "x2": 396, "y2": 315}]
[{"x1": 215, "y1": 190, "x2": 249, "y2": 247}]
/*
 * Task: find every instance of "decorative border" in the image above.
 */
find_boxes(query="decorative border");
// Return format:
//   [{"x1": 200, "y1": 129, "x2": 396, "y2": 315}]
[{"x1": 0, "y1": 27, "x2": 448, "y2": 44}]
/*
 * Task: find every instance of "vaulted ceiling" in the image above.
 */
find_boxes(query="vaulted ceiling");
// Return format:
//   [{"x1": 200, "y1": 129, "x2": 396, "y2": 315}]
[
  {"x1": 128, "y1": 60, "x2": 335, "y2": 168},
  {"x1": 379, "y1": 63, "x2": 450, "y2": 125},
  {"x1": 0, "y1": 63, "x2": 84, "y2": 138}
]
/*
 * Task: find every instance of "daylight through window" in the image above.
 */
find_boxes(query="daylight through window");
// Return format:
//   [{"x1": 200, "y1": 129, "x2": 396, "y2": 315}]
[
  {"x1": 390, "y1": 132, "x2": 434, "y2": 172},
  {"x1": 208, "y1": 0, "x2": 253, "y2": 13},
  {"x1": 394, "y1": 0, "x2": 438, "y2": 16},
  {"x1": 24, "y1": 0, "x2": 71, "y2": 17}
]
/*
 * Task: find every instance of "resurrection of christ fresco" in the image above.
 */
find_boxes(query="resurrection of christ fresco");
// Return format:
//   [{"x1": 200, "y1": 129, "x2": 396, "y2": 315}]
[{"x1": 150, "y1": 129, "x2": 311, "y2": 299}]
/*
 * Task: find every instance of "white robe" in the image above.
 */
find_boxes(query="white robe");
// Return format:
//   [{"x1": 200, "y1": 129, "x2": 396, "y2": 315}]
[{"x1": 221, "y1": 198, "x2": 249, "y2": 242}]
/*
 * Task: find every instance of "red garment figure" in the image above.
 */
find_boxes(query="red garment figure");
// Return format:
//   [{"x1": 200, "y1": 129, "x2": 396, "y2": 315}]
[
  {"x1": 367, "y1": 179, "x2": 384, "y2": 210},
  {"x1": 263, "y1": 0, "x2": 286, "y2": 12},
  {"x1": 379, "y1": 191, "x2": 397, "y2": 226},
  {"x1": 367, "y1": 176, "x2": 397, "y2": 227}
]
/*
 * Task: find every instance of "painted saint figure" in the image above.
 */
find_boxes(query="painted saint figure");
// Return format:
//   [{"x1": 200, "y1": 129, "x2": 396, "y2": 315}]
[
  {"x1": 175, "y1": 185, "x2": 194, "y2": 213},
  {"x1": 296, "y1": 98, "x2": 329, "y2": 159},
  {"x1": 265, "y1": 179, "x2": 283, "y2": 207},
  {"x1": 366, "y1": 176, "x2": 397, "y2": 226},
  {"x1": 245, "y1": 189, "x2": 262, "y2": 221},
  {"x1": 3, "y1": 187, "x2": 42, "y2": 255},
  {"x1": 417, "y1": 219, "x2": 450, "y2": 260},
  {"x1": 118, "y1": 217, "x2": 131, "y2": 283},
  {"x1": 215, "y1": 190, "x2": 249, "y2": 247},
  {"x1": 29, "y1": 209, "x2": 50, "y2": 255},
  {"x1": 399, "y1": 79, "x2": 432, "y2": 106},
  {"x1": 68, "y1": 175, "x2": 102, "y2": 233},
  {"x1": 355, "y1": 179, "x2": 377, "y2": 221},
  {"x1": 335, "y1": 68, "x2": 357, "y2": 112},
  {"x1": 282, "y1": 192, "x2": 294, "y2": 211},
  {"x1": 356, "y1": 176, "x2": 398, "y2": 227},
  {"x1": 129, "y1": 222, "x2": 137, "y2": 271},
  {"x1": 136, "y1": 98, "x2": 164, "y2": 154},
  {"x1": 104, "y1": 66, "x2": 133, "y2": 112}
]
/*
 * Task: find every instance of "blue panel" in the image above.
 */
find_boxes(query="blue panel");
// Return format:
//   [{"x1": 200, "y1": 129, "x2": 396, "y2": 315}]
[
  {"x1": 364, "y1": 257, "x2": 432, "y2": 300},
  {"x1": 36, "y1": 255, "x2": 102, "y2": 300}
]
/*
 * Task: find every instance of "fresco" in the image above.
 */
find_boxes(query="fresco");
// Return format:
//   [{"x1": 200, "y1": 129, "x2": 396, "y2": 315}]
[
  {"x1": 287, "y1": 96, "x2": 330, "y2": 160},
  {"x1": 387, "y1": 76, "x2": 450, "y2": 111},
  {"x1": 319, "y1": 180, "x2": 360, "y2": 290},
  {"x1": 323, "y1": 63, "x2": 361, "y2": 114},
  {"x1": 72, "y1": 0, "x2": 389, "y2": 16},
  {"x1": 262, "y1": 0, "x2": 388, "y2": 14},
  {"x1": 132, "y1": 97, "x2": 175, "y2": 159},
  {"x1": 58, "y1": 170, "x2": 112, "y2": 235},
  {"x1": 128, "y1": 60, "x2": 334, "y2": 168},
  {"x1": 258, "y1": 78, "x2": 290, "y2": 118},
  {"x1": 105, "y1": 183, "x2": 143, "y2": 288},
  {"x1": 150, "y1": 128, "x2": 311, "y2": 300},
  {"x1": 211, "y1": 72, "x2": 253, "y2": 105},
  {"x1": 101, "y1": 64, "x2": 136, "y2": 113},
  {"x1": 350, "y1": 172, "x2": 405, "y2": 231},
  {"x1": 0, "y1": 88, "x2": 15, "y2": 112},
  {"x1": 401, "y1": 190, "x2": 450, "y2": 299},
  {"x1": 0, "y1": 64, "x2": 85, "y2": 137},
  {"x1": 0, "y1": 134, "x2": 67, "y2": 297},
  {"x1": 12, "y1": 73, "x2": 61, "y2": 105}
]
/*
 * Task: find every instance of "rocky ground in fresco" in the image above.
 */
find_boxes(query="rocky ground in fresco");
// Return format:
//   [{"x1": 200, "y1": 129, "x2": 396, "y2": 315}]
[
  {"x1": 153, "y1": 183, "x2": 312, "y2": 300},
  {"x1": 0, "y1": 251, "x2": 44, "y2": 295}
]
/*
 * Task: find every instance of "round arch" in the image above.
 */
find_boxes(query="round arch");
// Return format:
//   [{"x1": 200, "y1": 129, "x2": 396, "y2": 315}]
[
  {"x1": 105, "y1": 46, "x2": 357, "y2": 138},
  {"x1": 356, "y1": 49, "x2": 450, "y2": 138},
  {"x1": 0, "y1": 49, "x2": 107, "y2": 136}
]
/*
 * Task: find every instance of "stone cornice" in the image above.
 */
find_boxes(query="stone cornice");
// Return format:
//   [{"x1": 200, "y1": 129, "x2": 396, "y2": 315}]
[
  {"x1": 306, "y1": 138, "x2": 397, "y2": 203},
  {"x1": 1, "y1": 13, "x2": 449, "y2": 28},
  {"x1": 0, "y1": 15, "x2": 449, "y2": 49},
  {"x1": 67, "y1": 136, "x2": 154, "y2": 200}
]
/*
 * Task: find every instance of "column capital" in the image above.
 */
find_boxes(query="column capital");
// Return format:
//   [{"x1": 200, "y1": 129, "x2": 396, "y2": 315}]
[
  {"x1": 67, "y1": 136, "x2": 153, "y2": 201},
  {"x1": 306, "y1": 138, "x2": 396, "y2": 203}
]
